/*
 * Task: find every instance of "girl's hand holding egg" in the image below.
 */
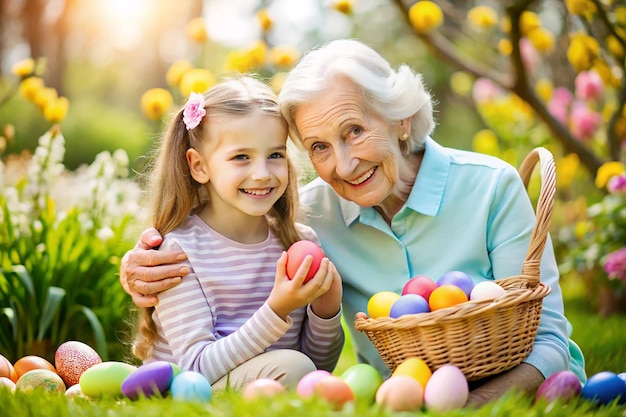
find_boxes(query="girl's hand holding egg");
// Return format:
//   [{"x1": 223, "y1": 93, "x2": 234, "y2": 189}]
[{"x1": 286, "y1": 240, "x2": 325, "y2": 283}]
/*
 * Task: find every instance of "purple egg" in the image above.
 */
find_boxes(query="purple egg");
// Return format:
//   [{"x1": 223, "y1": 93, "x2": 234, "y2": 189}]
[
  {"x1": 437, "y1": 271, "x2": 474, "y2": 298},
  {"x1": 581, "y1": 371, "x2": 626, "y2": 405},
  {"x1": 535, "y1": 370, "x2": 582, "y2": 403},
  {"x1": 389, "y1": 294, "x2": 430, "y2": 318},
  {"x1": 121, "y1": 361, "x2": 175, "y2": 399}
]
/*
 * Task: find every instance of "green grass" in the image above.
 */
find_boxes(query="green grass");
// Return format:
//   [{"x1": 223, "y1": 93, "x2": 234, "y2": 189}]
[{"x1": 1, "y1": 276, "x2": 624, "y2": 416}]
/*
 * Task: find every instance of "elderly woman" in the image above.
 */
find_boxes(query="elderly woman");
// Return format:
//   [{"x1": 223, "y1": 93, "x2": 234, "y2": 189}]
[{"x1": 121, "y1": 39, "x2": 585, "y2": 406}]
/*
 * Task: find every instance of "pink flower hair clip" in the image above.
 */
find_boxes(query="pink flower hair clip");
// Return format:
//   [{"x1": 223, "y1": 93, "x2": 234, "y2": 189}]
[{"x1": 183, "y1": 92, "x2": 207, "y2": 130}]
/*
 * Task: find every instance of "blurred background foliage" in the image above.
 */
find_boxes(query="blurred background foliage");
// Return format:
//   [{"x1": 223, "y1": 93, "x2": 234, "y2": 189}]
[{"x1": 0, "y1": 0, "x2": 625, "y2": 363}]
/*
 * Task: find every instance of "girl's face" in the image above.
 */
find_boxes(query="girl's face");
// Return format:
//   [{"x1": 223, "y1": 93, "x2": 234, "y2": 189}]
[
  {"x1": 188, "y1": 111, "x2": 289, "y2": 221},
  {"x1": 293, "y1": 77, "x2": 406, "y2": 208}
]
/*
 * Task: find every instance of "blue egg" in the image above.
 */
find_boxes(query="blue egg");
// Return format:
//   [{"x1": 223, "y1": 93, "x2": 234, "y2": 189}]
[
  {"x1": 389, "y1": 294, "x2": 430, "y2": 318},
  {"x1": 170, "y1": 371, "x2": 212, "y2": 402},
  {"x1": 437, "y1": 271, "x2": 474, "y2": 298},
  {"x1": 581, "y1": 371, "x2": 626, "y2": 405}
]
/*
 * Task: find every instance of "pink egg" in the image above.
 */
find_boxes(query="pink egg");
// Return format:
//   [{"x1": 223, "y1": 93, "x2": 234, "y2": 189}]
[
  {"x1": 375, "y1": 375, "x2": 423, "y2": 412},
  {"x1": 286, "y1": 241, "x2": 325, "y2": 282},
  {"x1": 55, "y1": 341, "x2": 102, "y2": 387},
  {"x1": 242, "y1": 378, "x2": 286, "y2": 399},
  {"x1": 0, "y1": 376, "x2": 16, "y2": 392},
  {"x1": 402, "y1": 275, "x2": 438, "y2": 300},
  {"x1": 535, "y1": 370, "x2": 582, "y2": 403},
  {"x1": 313, "y1": 375, "x2": 355, "y2": 411},
  {"x1": 296, "y1": 369, "x2": 331, "y2": 397},
  {"x1": 424, "y1": 365, "x2": 468, "y2": 412}
]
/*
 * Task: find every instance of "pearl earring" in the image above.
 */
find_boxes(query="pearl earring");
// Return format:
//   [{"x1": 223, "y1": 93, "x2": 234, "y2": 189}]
[{"x1": 402, "y1": 133, "x2": 409, "y2": 140}]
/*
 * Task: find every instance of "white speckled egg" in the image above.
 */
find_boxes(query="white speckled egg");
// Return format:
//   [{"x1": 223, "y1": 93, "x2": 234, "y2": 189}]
[{"x1": 424, "y1": 364, "x2": 468, "y2": 412}]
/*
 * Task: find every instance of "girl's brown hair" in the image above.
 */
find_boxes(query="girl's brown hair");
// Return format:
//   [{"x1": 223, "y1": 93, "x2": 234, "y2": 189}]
[{"x1": 133, "y1": 76, "x2": 302, "y2": 360}]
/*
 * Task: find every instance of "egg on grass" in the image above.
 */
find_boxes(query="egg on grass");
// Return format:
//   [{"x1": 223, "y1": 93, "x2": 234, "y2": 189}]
[
  {"x1": 296, "y1": 369, "x2": 332, "y2": 398},
  {"x1": 241, "y1": 378, "x2": 286, "y2": 400},
  {"x1": 375, "y1": 375, "x2": 423, "y2": 412},
  {"x1": 340, "y1": 363, "x2": 383, "y2": 405},
  {"x1": 13, "y1": 355, "x2": 56, "y2": 380},
  {"x1": 16, "y1": 369, "x2": 66, "y2": 394},
  {"x1": 55, "y1": 340, "x2": 102, "y2": 387},
  {"x1": 423, "y1": 364, "x2": 468, "y2": 412},
  {"x1": 170, "y1": 371, "x2": 212, "y2": 402},
  {"x1": 0, "y1": 354, "x2": 17, "y2": 382},
  {"x1": 313, "y1": 375, "x2": 355, "y2": 411}
]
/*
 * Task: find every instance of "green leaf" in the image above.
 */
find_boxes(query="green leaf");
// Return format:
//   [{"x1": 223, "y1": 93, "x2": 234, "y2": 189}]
[
  {"x1": 10, "y1": 265, "x2": 35, "y2": 298},
  {"x1": 78, "y1": 305, "x2": 109, "y2": 361},
  {"x1": 36, "y1": 286, "x2": 66, "y2": 340}
]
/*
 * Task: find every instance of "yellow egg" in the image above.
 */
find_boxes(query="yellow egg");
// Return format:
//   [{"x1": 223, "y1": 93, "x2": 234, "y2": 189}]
[
  {"x1": 392, "y1": 357, "x2": 432, "y2": 390},
  {"x1": 367, "y1": 291, "x2": 401, "y2": 318}
]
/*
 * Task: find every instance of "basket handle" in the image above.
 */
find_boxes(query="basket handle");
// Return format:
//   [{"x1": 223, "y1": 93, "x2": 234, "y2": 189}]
[{"x1": 517, "y1": 147, "x2": 556, "y2": 285}]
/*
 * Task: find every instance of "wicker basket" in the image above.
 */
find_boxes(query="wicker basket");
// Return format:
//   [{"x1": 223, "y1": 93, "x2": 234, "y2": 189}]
[{"x1": 354, "y1": 147, "x2": 556, "y2": 381}]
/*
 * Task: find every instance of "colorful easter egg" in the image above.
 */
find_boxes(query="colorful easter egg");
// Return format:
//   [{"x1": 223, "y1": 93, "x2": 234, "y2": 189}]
[
  {"x1": 296, "y1": 369, "x2": 332, "y2": 398},
  {"x1": 55, "y1": 341, "x2": 102, "y2": 387},
  {"x1": 0, "y1": 376, "x2": 16, "y2": 392},
  {"x1": 367, "y1": 291, "x2": 401, "y2": 318},
  {"x1": 437, "y1": 271, "x2": 474, "y2": 298},
  {"x1": 340, "y1": 363, "x2": 383, "y2": 405},
  {"x1": 535, "y1": 370, "x2": 582, "y2": 403},
  {"x1": 16, "y1": 369, "x2": 66, "y2": 394},
  {"x1": 389, "y1": 294, "x2": 430, "y2": 318},
  {"x1": 65, "y1": 383, "x2": 87, "y2": 398},
  {"x1": 424, "y1": 364, "x2": 468, "y2": 412},
  {"x1": 392, "y1": 357, "x2": 432, "y2": 390},
  {"x1": 0, "y1": 354, "x2": 17, "y2": 382},
  {"x1": 375, "y1": 375, "x2": 424, "y2": 412},
  {"x1": 313, "y1": 375, "x2": 355, "y2": 410},
  {"x1": 13, "y1": 355, "x2": 56, "y2": 380},
  {"x1": 121, "y1": 361, "x2": 175, "y2": 399},
  {"x1": 242, "y1": 378, "x2": 286, "y2": 399},
  {"x1": 582, "y1": 371, "x2": 626, "y2": 405},
  {"x1": 429, "y1": 285, "x2": 468, "y2": 311},
  {"x1": 170, "y1": 371, "x2": 212, "y2": 402},
  {"x1": 402, "y1": 275, "x2": 438, "y2": 300},
  {"x1": 79, "y1": 361, "x2": 137, "y2": 399},
  {"x1": 286, "y1": 240, "x2": 325, "y2": 282},
  {"x1": 469, "y1": 281, "x2": 507, "y2": 301}
]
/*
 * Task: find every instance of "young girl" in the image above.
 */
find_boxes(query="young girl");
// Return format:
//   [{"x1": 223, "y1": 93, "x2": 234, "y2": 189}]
[{"x1": 132, "y1": 76, "x2": 344, "y2": 390}]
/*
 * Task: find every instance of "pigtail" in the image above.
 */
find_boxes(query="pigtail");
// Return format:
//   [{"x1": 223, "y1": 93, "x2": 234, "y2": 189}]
[{"x1": 267, "y1": 158, "x2": 303, "y2": 248}]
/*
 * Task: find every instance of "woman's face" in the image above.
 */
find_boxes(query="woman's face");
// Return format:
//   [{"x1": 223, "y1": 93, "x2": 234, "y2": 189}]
[{"x1": 293, "y1": 77, "x2": 407, "y2": 208}]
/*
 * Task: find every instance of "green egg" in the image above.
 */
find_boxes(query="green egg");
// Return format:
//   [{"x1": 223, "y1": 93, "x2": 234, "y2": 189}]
[
  {"x1": 340, "y1": 363, "x2": 383, "y2": 405},
  {"x1": 16, "y1": 369, "x2": 66, "y2": 394},
  {"x1": 79, "y1": 361, "x2": 137, "y2": 399}
]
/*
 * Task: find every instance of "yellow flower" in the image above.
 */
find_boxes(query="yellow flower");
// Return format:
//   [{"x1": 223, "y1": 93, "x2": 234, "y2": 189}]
[
  {"x1": 500, "y1": 16, "x2": 511, "y2": 33},
  {"x1": 606, "y1": 35, "x2": 625, "y2": 60},
  {"x1": 11, "y1": 58, "x2": 35, "y2": 77},
  {"x1": 409, "y1": 1, "x2": 444, "y2": 34},
  {"x1": 615, "y1": 116, "x2": 626, "y2": 140},
  {"x1": 34, "y1": 87, "x2": 58, "y2": 110},
  {"x1": 595, "y1": 161, "x2": 625, "y2": 189},
  {"x1": 574, "y1": 220, "x2": 588, "y2": 240},
  {"x1": 333, "y1": 0, "x2": 353, "y2": 15},
  {"x1": 257, "y1": 9, "x2": 273, "y2": 31},
  {"x1": 449, "y1": 71, "x2": 473, "y2": 97},
  {"x1": 565, "y1": 0, "x2": 597, "y2": 19},
  {"x1": 497, "y1": 39, "x2": 512, "y2": 56},
  {"x1": 520, "y1": 11, "x2": 541, "y2": 37},
  {"x1": 44, "y1": 96, "x2": 69, "y2": 123},
  {"x1": 140, "y1": 88, "x2": 174, "y2": 121},
  {"x1": 527, "y1": 27, "x2": 555, "y2": 53},
  {"x1": 557, "y1": 153, "x2": 580, "y2": 189},
  {"x1": 616, "y1": 6, "x2": 626, "y2": 26},
  {"x1": 592, "y1": 60, "x2": 619, "y2": 89},
  {"x1": 535, "y1": 78, "x2": 553, "y2": 102},
  {"x1": 472, "y1": 129, "x2": 500, "y2": 156},
  {"x1": 269, "y1": 45, "x2": 300, "y2": 68},
  {"x1": 567, "y1": 33, "x2": 599, "y2": 72},
  {"x1": 166, "y1": 60, "x2": 193, "y2": 87},
  {"x1": 186, "y1": 17, "x2": 207, "y2": 43},
  {"x1": 224, "y1": 41, "x2": 268, "y2": 73},
  {"x1": 467, "y1": 6, "x2": 498, "y2": 30},
  {"x1": 179, "y1": 69, "x2": 216, "y2": 98},
  {"x1": 269, "y1": 72, "x2": 288, "y2": 94},
  {"x1": 19, "y1": 76, "x2": 44, "y2": 101}
]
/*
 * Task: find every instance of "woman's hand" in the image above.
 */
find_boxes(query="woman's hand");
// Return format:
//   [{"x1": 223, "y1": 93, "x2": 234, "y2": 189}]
[
  {"x1": 267, "y1": 252, "x2": 340, "y2": 320},
  {"x1": 120, "y1": 228, "x2": 189, "y2": 307}
]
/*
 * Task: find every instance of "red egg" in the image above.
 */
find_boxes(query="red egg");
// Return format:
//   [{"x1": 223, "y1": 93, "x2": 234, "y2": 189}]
[
  {"x1": 402, "y1": 275, "x2": 438, "y2": 300},
  {"x1": 55, "y1": 341, "x2": 103, "y2": 387},
  {"x1": 313, "y1": 375, "x2": 355, "y2": 410},
  {"x1": 286, "y1": 240, "x2": 325, "y2": 283},
  {"x1": 13, "y1": 355, "x2": 56, "y2": 380},
  {"x1": 0, "y1": 354, "x2": 17, "y2": 382}
]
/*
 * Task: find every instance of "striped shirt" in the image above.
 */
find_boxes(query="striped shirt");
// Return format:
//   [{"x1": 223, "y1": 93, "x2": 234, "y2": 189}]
[{"x1": 148, "y1": 215, "x2": 344, "y2": 384}]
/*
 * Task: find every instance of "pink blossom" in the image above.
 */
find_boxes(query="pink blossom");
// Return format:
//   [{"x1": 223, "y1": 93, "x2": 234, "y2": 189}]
[
  {"x1": 569, "y1": 101, "x2": 602, "y2": 141},
  {"x1": 603, "y1": 247, "x2": 626, "y2": 282},
  {"x1": 575, "y1": 70, "x2": 605, "y2": 101},
  {"x1": 472, "y1": 78, "x2": 503, "y2": 104},
  {"x1": 547, "y1": 87, "x2": 573, "y2": 125},
  {"x1": 607, "y1": 173, "x2": 626, "y2": 194},
  {"x1": 182, "y1": 92, "x2": 206, "y2": 130},
  {"x1": 520, "y1": 38, "x2": 539, "y2": 70}
]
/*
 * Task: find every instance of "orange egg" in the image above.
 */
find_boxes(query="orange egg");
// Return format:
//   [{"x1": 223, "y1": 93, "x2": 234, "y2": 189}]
[
  {"x1": 14, "y1": 355, "x2": 56, "y2": 380},
  {"x1": 428, "y1": 285, "x2": 468, "y2": 311},
  {"x1": 0, "y1": 354, "x2": 18, "y2": 383}
]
